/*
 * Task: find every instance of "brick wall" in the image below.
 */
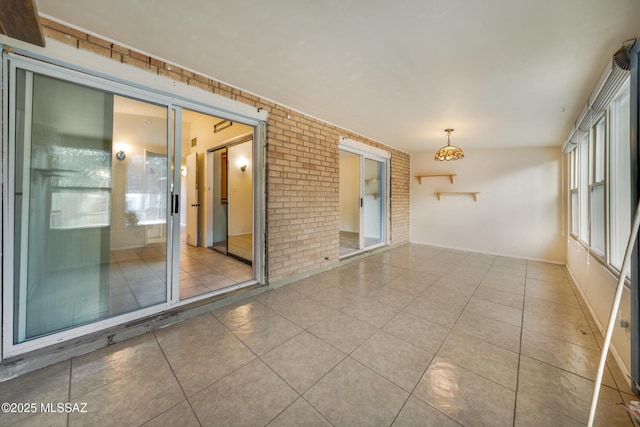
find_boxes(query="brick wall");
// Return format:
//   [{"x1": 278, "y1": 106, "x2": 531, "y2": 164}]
[{"x1": 40, "y1": 18, "x2": 411, "y2": 283}]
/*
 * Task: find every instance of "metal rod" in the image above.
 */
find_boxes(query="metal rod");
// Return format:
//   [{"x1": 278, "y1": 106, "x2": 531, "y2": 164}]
[{"x1": 587, "y1": 197, "x2": 640, "y2": 426}]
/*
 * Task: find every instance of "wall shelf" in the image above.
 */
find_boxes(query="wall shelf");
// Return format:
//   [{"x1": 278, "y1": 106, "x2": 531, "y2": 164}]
[
  {"x1": 435, "y1": 191, "x2": 479, "y2": 202},
  {"x1": 416, "y1": 174, "x2": 455, "y2": 184}
]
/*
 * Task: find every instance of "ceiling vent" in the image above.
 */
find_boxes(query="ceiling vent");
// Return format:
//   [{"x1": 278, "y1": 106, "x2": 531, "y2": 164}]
[{"x1": 612, "y1": 39, "x2": 636, "y2": 71}]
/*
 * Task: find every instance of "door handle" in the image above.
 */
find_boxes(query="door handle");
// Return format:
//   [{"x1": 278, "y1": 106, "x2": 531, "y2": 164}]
[
  {"x1": 172, "y1": 194, "x2": 179, "y2": 214},
  {"x1": 191, "y1": 203, "x2": 200, "y2": 207}
]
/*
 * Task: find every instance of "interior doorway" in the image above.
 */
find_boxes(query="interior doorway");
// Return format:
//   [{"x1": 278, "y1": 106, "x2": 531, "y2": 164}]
[
  {"x1": 210, "y1": 136, "x2": 254, "y2": 264},
  {"x1": 178, "y1": 110, "x2": 254, "y2": 300}
]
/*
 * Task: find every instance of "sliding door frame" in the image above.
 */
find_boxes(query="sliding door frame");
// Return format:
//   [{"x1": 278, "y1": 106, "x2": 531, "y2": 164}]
[
  {"x1": 1, "y1": 48, "x2": 267, "y2": 358},
  {"x1": 339, "y1": 137, "x2": 391, "y2": 257}
]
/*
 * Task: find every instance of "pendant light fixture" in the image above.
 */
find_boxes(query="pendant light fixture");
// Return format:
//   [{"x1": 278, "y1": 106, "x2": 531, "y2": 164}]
[{"x1": 434, "y1": 128, "x2": 464, "y2": 161}]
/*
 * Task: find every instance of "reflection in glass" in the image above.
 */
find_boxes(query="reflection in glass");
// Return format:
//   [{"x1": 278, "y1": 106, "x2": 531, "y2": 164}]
[
  {"x1": 363, "y1": 158, "x2": 384, "y2": 248},
  {"x1": 12, "y1": 69, "x2": 169, "y2": 343},
  {"x1": 227, "y1": 141, "x2": 253, "y2": 263},
  {"x1": 339, "y1": 150, "x2": 361, "y2": 256}
]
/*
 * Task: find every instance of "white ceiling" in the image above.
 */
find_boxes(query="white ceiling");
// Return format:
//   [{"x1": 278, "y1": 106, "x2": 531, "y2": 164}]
[{"x1": 36, "y1": 0, "x2": 640, "y2": 153}]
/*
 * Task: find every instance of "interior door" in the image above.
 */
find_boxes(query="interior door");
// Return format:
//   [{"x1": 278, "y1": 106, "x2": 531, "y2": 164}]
[{"x1": 186, "y1": 152, "x2": 198, "y2": 246}]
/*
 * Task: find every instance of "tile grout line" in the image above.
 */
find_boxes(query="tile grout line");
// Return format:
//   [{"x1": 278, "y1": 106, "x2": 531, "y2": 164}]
[
  {"x1": 151, "y1": 331, "x2": 204, "y2": 427},
  {"x1": 511, "y1": 260, "x2": 528, "y2": 427},
  {"x1": 388, "y1": 253, "x2": 494, "y2": 427}
]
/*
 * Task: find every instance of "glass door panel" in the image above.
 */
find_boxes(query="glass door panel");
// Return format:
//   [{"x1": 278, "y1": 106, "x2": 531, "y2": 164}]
[
  {"x1": 212, "y1": 147, "x2": 229, "y2": 255},
  {"x1": 12, "y1": 69, "x2": 169, "y2": 343},
  {"x1": 339, "y1": 150, "x2": 361, "y2": 256},
  {"x1": 363, "y1": 158, "x2": 384, "y2": 248}
]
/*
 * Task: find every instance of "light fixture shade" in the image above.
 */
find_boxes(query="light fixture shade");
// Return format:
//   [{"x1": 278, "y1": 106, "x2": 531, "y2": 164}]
[{"x1": 434, "y1": 128, "x2": 464, "y2": 161}]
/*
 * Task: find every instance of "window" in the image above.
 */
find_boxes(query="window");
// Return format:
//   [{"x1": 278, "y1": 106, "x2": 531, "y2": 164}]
[
  {"x1": 578, "y1": 134, "x2": 589, "y2": 244},
  {"x1": 570, "y1": 149, "x2": 579, "y2": 236},
  {"x1": 567, "y1": 79, "x2": 632, "y2": 275},
  {"x1": 590, "y1": 116, "x2": 606, "y2": 256},
  {"x1": 609, "y1": 84, "x2": 631, "y2": 271}
]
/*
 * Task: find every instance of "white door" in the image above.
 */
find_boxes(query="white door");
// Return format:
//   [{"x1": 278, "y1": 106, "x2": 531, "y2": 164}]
[{"x1": 186, "y1": 152, "x2": 199, "y2": 246}]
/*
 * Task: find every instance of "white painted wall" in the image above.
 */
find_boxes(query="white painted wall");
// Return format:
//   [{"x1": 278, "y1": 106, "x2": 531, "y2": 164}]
[
  {"x1": 566, "y1": 238, "x2": 631, "y2": 382},
  {"x1": 228, "y1": 141, "x2": 253, "y2": 236},
  {"x1": 411, "y1": 147, "x2": 565, "y2": 263}
]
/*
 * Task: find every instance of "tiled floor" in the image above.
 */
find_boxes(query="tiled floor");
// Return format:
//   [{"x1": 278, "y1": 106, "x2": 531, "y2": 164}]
[{"x1": 1, "y1": 244, "x2": 635, "y2": 426}]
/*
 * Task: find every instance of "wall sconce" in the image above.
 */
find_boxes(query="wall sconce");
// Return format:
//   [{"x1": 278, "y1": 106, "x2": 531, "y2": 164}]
[
  {"x1": 181, "y1": 166, "x2": 187, "y2": 177},
  {"x1": 237, "y1": 157, "x2": 249, "y2": 172},
  {"x1": 114, "y1": 142, "x2": 129, "y2": 161}
]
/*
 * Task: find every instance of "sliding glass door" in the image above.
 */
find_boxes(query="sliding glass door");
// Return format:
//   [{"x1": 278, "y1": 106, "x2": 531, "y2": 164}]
[
  {"x1": 3, "y1": 52, "x2": 265, "y2": 356},
  {"x1": 339, "y1": 145, "x2": 388, "y2": 257},
  {"x1": 10, "y1": 67, "x2": 171, "y2": 344}
]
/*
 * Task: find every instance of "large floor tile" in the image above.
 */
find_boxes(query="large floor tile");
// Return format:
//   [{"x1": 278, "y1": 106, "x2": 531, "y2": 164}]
[
  {"x1": 270, "y1": 295, "x2": 338, "y2": 329},
  {"x1": 369, "y1": 286, "x2": 416, "y2": 311},
  {"x1": 420, "y1": 286, "x2": 473, "y2": 310},
  {"x1": 212, "y1": 298, "x2": 271, "y2": 329},
  {"x1": 442, "y1": 267, "x2": 487, "y2": 285},
  {"x1": 437, "y1": 330, "x2": 519, "y2": 390},
  {"x1": 255, "y1": 286, "x2": 307, "y2": 309},
  {"x1": 70, "y1": 333, "x2": 165, "y2": 398},
  {"x1": 404, "y1": 296, "x2": 463, "y2": 328},
  {"x1": 392, "y1": 396, "x2": 461, "y2": 426},
  {"x1": 429, "y1": 276, "x2": 479, "y2": 296},
  {"x1": 262, "y1": 331, "x2": 345, "y2": 393},
  {"x1": 231, "y1": 310, "x2": 303, "y2": 355},
  {"x1": 453, "y1": 311, "x2": 522, "y2": 352},
  {"x1": 515, "y1": 395, "x2": 583, "y2": 427},
  {"x1": 165, "y1": 331, "x2": 256, "y2": 396},
  {"x1": 0, "y1": 361, "x2": 71, "y2": 426},
  {"x1": 309, "y1": 284, "x2": 363, "y2": 309},
  {"x1": 68, "y1": 360, "x2": 184, "y2": 427},
  {"x1": 473, "y1": 286, "x2": 524, "y2": 309},
  {"x1": 308, "y1": 312, "x2": 376, "y2": 354},
  {"x1": 304, "y1": 358, "x2": 408, "y2": 426},
  {"x1": 523, "y1": 311, "x2": 599, "y2": 350},
  {"x1": 287, "y1": 274, "x2": 339, "y2": 296},
  {"x1": 464, "y1": 298, "x2": 522, "y2": 327},
  {"x1": 517, "y1": 356, "x2": 631, "y2": 424},
  {"x1": 154, "y1": 312, "x2": 227, "y2": 356},
  {"x1": 413, "y1": 357, "x2": 515, "y2": 427},
  {"x1": 524, "y1": 297, "x2": 589, "y2": 326},
  {"x1": 526, "y1": 265, "x2": 569, "y2": 284},
  {"x1": 479, "y1": 273, "x2": 525, "y2": 295},
  {"x1": 383, "y1": 311, "x2": 450, "y2": 354},
  {"x1": 386, "y1": 273, "x2": 437, "y2": 296},
  {"x1": 342, "y1": 297, "x2": 400, "y2": 328},
  {"x1": 142, "y1": 400, "x2": 200, "y2": 427},
  {"x1": 267, "y1": 398, "x2": 332, "y2": 427},
  {"x1": 190, "y1": 359, "x2": 298, "y2": 426},
  {"x1": 521, "y1": 328, "x2": 617, "y2": 388},
  {"x1": 351, "y1": 331, "x2": 434, "y2": 392}
]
